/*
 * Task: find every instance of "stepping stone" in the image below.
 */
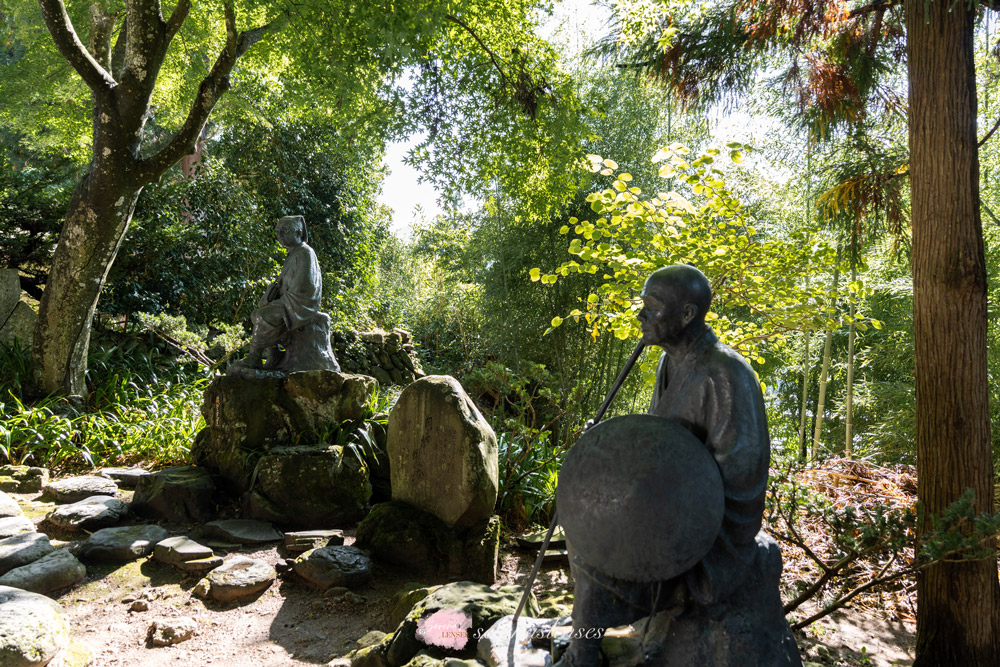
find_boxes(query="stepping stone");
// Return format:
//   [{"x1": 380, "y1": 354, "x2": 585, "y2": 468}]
[
  {"x1": 46, "y1": 495, "x2": 130, "y2": 531},
  {"x1": 153, "y1": 536, "x2": 213, "y2": 566},
  {"x1": 292, "y1": 545, "x2": 372, "y2": 590},
  {"x1": 283, "y1": 529, "x2": 345, "y2": 554},
  {"x1": 77, "y1": 524, "x2": 169, "y2": 562},
  {"x1": 132, "y1": 466, "x2": 216, "y2": 522},
  {"x1": 176, "y1": 555, "x2": 224, "y2": 576},
  {"x1": 147, "y1": 616, "x2": 198, "y2": 646},
  {"x1": 100, "y1": 467, "x2": 150, "y2": 489},
  {"x1": 0, "y1": 585, "x2": 70, "y2": 665},
  {"x1": 0, "y1": 532, "x2": 54, "y2": 575},
  {"x1": 203, "y1": 519, "x2": 282, "y2": 544},
  {"x1": 0, "y1": 515, "x2": 34, "y2": 539},
  {"x1": 0, "y1": 548, "x2": 86, "y2": 593},
  {"x1": 41, "y1": 475, "x2": 117, "y2": 503},
  {"x1": 516, "y1": 526, "x2": 567, "y2": 550},
  {"x1": 0, "y1": 491, "x2": 22, "y2": 518},
  {"x1": 194, "y1": 556, "x2": 275, "y2": 603},
  {"x1": 0, "y1": 465, "x2": 49, "y2": 493}
]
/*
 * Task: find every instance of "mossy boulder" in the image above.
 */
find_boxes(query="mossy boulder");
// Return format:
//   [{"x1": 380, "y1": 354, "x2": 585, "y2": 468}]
[
  {"x1": 385, "y1": 581, "x2": 539, "y2": 667},
  {"x1": 0, "y1": 585, "x2": 70, "y2": 667},
  {"x1": 388, "y1": 376, "x2": 497, "y2": 527},
  {"x1": 191, "y1": 370, "x2": 377, "y2": 494},
  {"x1": 356, "y1": 501, "x2": 500, "y2": 583},
  {"x1": 243, "y1": 445, "x2": 371, "y2": 527}
]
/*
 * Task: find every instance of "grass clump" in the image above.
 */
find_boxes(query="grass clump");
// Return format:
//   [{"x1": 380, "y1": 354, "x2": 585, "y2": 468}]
[{"x1": 0, "y1": 336, "x2": 208, "y2": 471}]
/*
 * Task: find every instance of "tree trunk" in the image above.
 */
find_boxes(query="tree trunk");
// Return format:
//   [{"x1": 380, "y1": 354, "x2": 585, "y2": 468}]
[
  {"x1": 32, "y1": 169, "x2": 139, "y2": 398},
  {"x1": 797, "y1": 329, "x2": 811, "y2": 461},
  {"x1": 811, "y1": 261, "x2": 840, "y2": 461},
  {"x1": 32, "y1": 0, "x2": 278, "y2": 399},
  {"x1": 844, "y1": 260, "x2": 856, "y2": 460},
  {"x1": 905, "y1": 1, "x2": 1000, "y2": 664}
]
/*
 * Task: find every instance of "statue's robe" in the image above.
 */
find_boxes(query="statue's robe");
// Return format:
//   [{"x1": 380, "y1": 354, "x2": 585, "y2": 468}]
[
  {"x1": 568, "y1": 325, "x2": 770, "y2": 640},
  {"x1": 252, "y1": 243, "x2": 322, "y2": 346},
  {"x1": 648, "y1": 326, "x2": 770, "y2": 606}
]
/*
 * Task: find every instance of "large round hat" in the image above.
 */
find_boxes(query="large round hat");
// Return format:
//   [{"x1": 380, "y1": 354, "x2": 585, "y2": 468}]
[{"x1": 556, "y1": 414, "x2": 724, "y2": 582}]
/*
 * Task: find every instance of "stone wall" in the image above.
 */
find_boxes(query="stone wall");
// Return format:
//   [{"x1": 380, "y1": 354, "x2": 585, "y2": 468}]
[
  {"x1": 332, "y1": 329, "x2": 425, "y2": 387},
  {"x1": 0, "y1": 270, "x2": 36, "y2": 347}
]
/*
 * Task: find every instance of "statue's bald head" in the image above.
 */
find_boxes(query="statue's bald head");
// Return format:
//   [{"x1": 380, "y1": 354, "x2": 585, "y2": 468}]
[{"x1": 643, "y1": 265, "x2": 712, "y2": 321}]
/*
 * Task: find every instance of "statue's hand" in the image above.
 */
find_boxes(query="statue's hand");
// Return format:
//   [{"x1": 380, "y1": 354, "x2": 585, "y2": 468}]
[{"x1": 265, "y1": 281, "x2": 280, "y2": 303}]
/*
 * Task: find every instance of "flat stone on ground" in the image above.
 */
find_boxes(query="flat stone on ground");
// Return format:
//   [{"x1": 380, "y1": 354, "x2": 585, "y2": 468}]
[
  {"x1": 153, "y1": 536, "x2": 214, "y2": 566},
  {"x1": 292, "y1": 545, "x2": 372, "y2": 590},
  {"x1": 0, "y1": 465, "x2": 49, "y2": 493},
  {"x1": 176, "y1": 555, "x2": 224, "y2": 575},
  {"x1": 203, "y1": 519, "x2": 282, "y2": 544},
  {"x1": 283, "y1": 529, "x2": 345, "y2": 554},
  {"x1": 0, "y1": 548, "x2": 86, "y2": 593},
  {"x1": 46, "y1": 495, "x2": 129, "y2": 531},
  {"x1": 0, "y1": 532, "x2": 54, "y2": 575},
  {"x1": 197, "y1": 556, "x2": 275, "y2": 603},
  {"x1": 0, "y1": 516, "x2": 34, "y2": 539},
  {"x1": 41, "y1": 476, "x2": 118, "y2": 503},
  {"x1": 99, "y1": 467, "x2": 150, "y2": 489},
  {"x1": 77, "y1": 524, "x2": 170, "y2": 562},
  {"x1": 0, "y1": 491, "x2": 22, "y2": 518},
  {"x1": 0, "y1": 584, "x2": 70, "y2": 666}
]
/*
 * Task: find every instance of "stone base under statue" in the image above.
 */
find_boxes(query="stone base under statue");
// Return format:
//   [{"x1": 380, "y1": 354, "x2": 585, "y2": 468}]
[
  {"x1": 578, "y1": 532, "x2": 802, "y2": 667},
  {"x1": 229, "y1": 313, "x2": 340, "y2": 379}
]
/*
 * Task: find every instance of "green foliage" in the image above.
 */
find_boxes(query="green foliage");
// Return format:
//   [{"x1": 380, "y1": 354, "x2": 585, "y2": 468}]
[
  {"x1": 533, "y1": 143, "x2": 845, "y2": 371},
  {"x1": 495, "y1": 429, "x2": 561, "y2": 529},
  {"x1": 0, "y1": 337, "x2": 207, "y2": 470}
]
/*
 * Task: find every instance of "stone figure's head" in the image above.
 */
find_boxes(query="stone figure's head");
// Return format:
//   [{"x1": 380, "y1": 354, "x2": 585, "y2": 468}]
[
  {"x1": 275, "y1": 215, "x2": 307, "y2": 248},
  {"x1": 638, "y1": 264, "x2": 712, "y2": 348}
]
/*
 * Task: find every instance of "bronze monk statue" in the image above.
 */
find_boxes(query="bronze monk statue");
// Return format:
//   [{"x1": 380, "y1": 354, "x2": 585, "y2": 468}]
[
  {"x1": 555, "y1": 265, "x2": 801, "y2": 666},
  {"x1": 229, "y1": 215, "x2": 340, "y2": 377}
]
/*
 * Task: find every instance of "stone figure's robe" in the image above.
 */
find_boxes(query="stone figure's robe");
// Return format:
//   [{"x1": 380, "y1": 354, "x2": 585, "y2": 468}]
[
  {"x1": 252, "y1": 243, "x2": 322, "y2": 344},
  {"x1": 648, "y1": 326, "x2": 770, "y2": 606},
  {"x1": 568, "y1": 325, "x2": 769, "y2": 633}
]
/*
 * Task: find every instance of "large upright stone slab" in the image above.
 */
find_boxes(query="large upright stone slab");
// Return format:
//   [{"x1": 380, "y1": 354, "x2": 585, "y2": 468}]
[
  {"x1": 190, "y1": 370, "x2": 377, "y2": 494},
  {"x1": 0, "y1": 302, "x2": 37, "y2": 347},
  {"x1": 0, "y1": 270, "x2": 19, "y2": 316},
  {"x1": 389, "y1": 376, "x2": 498, "y2": 527}
]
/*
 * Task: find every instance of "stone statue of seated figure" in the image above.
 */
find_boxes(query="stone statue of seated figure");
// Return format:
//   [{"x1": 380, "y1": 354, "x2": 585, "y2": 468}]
[
  {"x1": 555, "y1": 265, "x2": 801, "y2": 667},
  {"x1": 229, "y1": 215, "x2": 340, "y2": 378}
]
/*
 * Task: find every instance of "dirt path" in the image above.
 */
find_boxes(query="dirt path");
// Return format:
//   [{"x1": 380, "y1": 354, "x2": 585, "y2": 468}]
[{"x1": 10, "y1": 488, "x2": 915, "y2": 667}]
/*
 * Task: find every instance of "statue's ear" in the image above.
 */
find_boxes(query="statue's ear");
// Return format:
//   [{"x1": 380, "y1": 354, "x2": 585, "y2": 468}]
[
  {"x1": 681, "y1": 303, "x2": 698, "y2": 327},
  {"x1": 300, "y1": 221, "x2": 309, "y2": 244}
]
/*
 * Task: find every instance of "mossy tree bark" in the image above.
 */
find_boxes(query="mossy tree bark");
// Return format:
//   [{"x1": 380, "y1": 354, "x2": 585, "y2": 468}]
[{"x1": 33, "y1": 0, "x2": 277, "y2": 399}]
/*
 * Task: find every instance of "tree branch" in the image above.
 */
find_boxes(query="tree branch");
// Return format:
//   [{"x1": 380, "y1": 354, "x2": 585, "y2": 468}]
[
  {"x1": 37, "y1": 0, "x2": 116, "y2": 95},
  {"x1": 847, "y1": 0, "x2": 902, "y2": 19},
  {"x1": 165, "y1": 0, "x2": 191, "y2": 40},
  {"x1": 978, "y1": 114, "x2": 1000, "y2": 148},
  {"x1": 135, "y1": 4, "x2": 284, "y2": 183},
  {"x1": 444, "y1": 14, "x2": 511, "y2": 90}
]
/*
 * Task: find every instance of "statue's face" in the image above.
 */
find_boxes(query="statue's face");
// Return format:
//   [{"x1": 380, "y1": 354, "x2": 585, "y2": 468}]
[
  {"x1": 276, "y1": 221, "x2": 303, "y2": 248},
  {"x1": 637, "y1": 277, "x2": 694, "y2": 348}
]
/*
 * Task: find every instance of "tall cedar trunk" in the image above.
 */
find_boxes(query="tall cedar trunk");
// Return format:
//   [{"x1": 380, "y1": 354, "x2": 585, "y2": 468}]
[{"x1": 905, "y1": 1, "x2": 1000, "y2": 664}]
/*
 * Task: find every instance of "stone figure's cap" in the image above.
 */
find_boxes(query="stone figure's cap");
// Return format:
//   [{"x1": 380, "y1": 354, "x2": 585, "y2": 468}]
[
  {"x1": 277, "y1": 215, "x2": 307, "y2": 243},
  {"x1": 557, "y1": 414, "x2": 724, "y2": 582}
]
